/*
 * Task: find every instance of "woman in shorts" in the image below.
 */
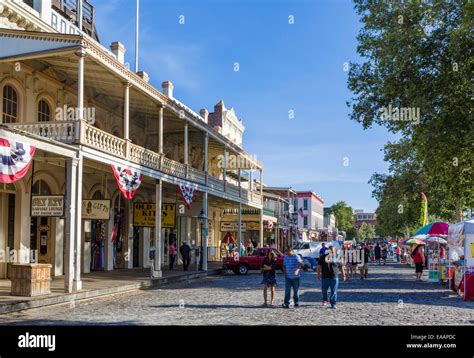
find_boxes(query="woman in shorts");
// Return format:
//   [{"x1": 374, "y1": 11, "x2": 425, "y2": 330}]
[{"x1": 261, "y1": 250, "x2": 278, "y2": 306}]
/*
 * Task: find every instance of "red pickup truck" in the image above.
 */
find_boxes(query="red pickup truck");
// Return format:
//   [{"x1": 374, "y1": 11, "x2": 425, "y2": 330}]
[{"x1": 223, "y1": 247, "x2": 284, "y2": 275}]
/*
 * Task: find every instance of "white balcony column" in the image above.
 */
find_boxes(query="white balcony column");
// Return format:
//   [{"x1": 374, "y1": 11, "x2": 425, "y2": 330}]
[
  {"x1": 75, "y1": 48, "x2": 86, "y2": 142},
  {"x1": 259, "y1": 208, "x2": 264, "y2": 247},
  {"x1": 202, "y1": 192, "x2": 208, "y2": 271},
  {"x1": 260, "y1": 169, "x2": 263, "y2": 197},
  {"x1": 158, "y1": 106, "x2": 163, "y2": 153},
  {"x1": 154, "y1": 179, "x2": 162, "y2": 277},
  {"x1": 238, "y1": 168, "x2": 242, "y2": 196},
  {"x1": 184, "y1": 121, "x2": 189, "y2": 165},
  {"x1": 73, "y1": 154, "x2": 83, "y2": 291},
  {"x1": 204, "y1": 132, "x2": 209, "y2": 184},
  {"x1": 64, "y1": 158, "x2": 79, "y2": 293},
  {"x1": 123, "y1": 82, "x2": 131, "y2": 157},
  {"x1": 238, "y1": 202, "x2": 242, "y2": 254},
  {"x1": 249, "y1": 170, "x2": 253, "y2": 192},
  {"x1": 223, "y1": 145, "x2": 227, "y2": 191}
]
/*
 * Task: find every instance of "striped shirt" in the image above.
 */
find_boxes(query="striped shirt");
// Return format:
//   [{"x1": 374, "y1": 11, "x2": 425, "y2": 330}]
[{"x1": 284, "y1": 254, "x2": 303, "y2": 278}]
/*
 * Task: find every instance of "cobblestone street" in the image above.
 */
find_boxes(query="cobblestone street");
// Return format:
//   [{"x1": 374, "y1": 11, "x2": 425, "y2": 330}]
[{"x1": 1, "y1": 261, "x2": 473, "y2": 326}]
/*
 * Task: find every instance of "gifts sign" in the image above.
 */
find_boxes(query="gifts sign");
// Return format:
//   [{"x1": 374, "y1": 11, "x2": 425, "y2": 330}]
[
  {"x1": 0, "y1": 137, "x2": 35, "y2": 184},
  {"x1": 178, "y1": 183, "x2": 197, "y2": 209},
  {"x1": 111, "y1": 164, "x2": 143, "y2": 200}
]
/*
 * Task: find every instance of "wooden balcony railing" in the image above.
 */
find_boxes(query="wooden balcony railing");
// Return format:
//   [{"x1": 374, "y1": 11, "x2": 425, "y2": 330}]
[
  {"x1": 6, "y1": 121, "x2": 78, "y2": 143},
  {"x1": 6, "y1": 120, "x2": 263, "y2": 205},
  {"x1": 84, "y1": 124, "x2": 126, "y2": 157}
]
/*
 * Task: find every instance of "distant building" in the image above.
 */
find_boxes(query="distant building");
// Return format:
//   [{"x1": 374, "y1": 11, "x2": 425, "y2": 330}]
[
  {"x1": 354, "y1": 210, "x2": 377, "y2": 228},
  {"x1": 261, "y1": 187, "x2": 298, "y2": 248},
  {"x1": 295, "y1": 191, "x2": 325, "y2": 240}
]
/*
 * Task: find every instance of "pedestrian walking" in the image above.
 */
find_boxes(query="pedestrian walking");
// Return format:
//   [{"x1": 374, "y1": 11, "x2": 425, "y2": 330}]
[
  {"x1": 359, "y1": 243, "x2": 370, "y2": 279},
  {"x1": 169, "y1": 242, "x2": 177, "y2": 270},
  {"x1": 395, "y1": 245, "x2": 401, "y2": 262},
  {"x1": 382, "y1": 245, "x2": 388, "y2": 265},
  {"x1": 261, "y1": 250, "x2": 277, "y2": 307},
  {"x1": 317, "y1": 245, "x2": 339, "y2": 309},
  {"x1": 179, "y1": 241, "x2": 191, "y2": 271},
  {"x1": 374, "y1": 243, "x2": 382, "y2": 265},
  {"x1": 319, "y1": 242, "x2": 328, "y2": 256},
  {"x1": 340, "y1": 245, "x2": 347, "y2": 282},
  {"x1": 282, "y1": 246, "x2": 303, "y2": 308},
  {"x1": 412, "y1": 244, "x2": 426, "y2": 281},
  {"x1": 349, "y1": 244, "x2": 358, "y2": 278}
]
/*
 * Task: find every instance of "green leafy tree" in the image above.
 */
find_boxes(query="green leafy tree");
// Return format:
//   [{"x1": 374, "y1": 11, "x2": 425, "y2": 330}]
[
  {"x1": 329, "y1": 201, "x2": 355, "y2": 232},
  {"x1": 348, "y1": 0, "x2": 474, "y2": 222},
  {"x1": 357, "y1": 222, "x2": 376, "y2": 242}
]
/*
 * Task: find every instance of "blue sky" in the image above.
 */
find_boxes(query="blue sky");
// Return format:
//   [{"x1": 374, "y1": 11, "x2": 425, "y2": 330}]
[{"x1": 95, "y1": 0, "x2": 396, "y2": 212}]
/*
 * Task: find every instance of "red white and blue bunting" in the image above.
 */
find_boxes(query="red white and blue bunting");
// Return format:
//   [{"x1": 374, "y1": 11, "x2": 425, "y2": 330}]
[
  {"x1": 178, "y1": 182, "x2": 197, "y2": 209},
  {"x1": 111, "y1": 164, "x2": 143, "y2": 200},
  {"x1": 0, "y1": 137, "x2": 35, "y2": 184}
]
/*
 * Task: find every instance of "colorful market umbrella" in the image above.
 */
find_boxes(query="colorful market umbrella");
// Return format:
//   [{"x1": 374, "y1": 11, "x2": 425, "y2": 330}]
[
  {"x1": 405, "y1": 238, "x2": 426, "y2": 245},
  {"x1": 414, "y1": 222, "x2": 449, "y2": 237},
  {"x1": 424, "y1": 237, "x2": 447, "y2": 244}
]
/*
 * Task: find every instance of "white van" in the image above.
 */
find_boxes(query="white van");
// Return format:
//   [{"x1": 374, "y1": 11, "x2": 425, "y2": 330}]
[{"x1": 293, "y1": 242, "x2": 324, "y2": 259}]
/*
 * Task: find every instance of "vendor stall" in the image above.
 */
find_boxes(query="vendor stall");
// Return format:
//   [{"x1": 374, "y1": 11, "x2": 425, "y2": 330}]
[{"x1": 447, "y1": 218, "x2": 474, "y2": 301}]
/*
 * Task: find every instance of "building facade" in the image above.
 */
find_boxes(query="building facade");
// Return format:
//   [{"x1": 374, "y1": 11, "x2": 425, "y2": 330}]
[
  {"x1": 294, "y1": 191, "x2": 324, "y2": 240},
  {"x1": 0, "y1": 0, "x2": 264, "y2": 292},
  {"x1": 354, "y1": 209, "x2": 377, "y2": 229}
]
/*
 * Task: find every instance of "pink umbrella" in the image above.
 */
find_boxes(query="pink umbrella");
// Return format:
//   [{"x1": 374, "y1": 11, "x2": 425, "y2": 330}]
[{"x1": 414, "y1": 222, "x2": 449, "y2": 237}]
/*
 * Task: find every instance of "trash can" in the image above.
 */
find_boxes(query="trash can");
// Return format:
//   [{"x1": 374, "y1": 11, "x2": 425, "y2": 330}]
[{"x1": 8, "y1": 263, "x2": 52, "y2": 297}]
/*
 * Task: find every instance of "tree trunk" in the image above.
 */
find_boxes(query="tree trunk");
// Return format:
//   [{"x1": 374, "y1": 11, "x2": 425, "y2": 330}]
[{"x1": 454, "y1": 200, "x2": 462, "y2": 222}]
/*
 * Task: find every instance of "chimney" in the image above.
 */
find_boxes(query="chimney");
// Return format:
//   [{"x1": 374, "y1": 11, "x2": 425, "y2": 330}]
[
  {"x1": 137, "y1": 71, "x2": 149, "y2": 83},
  {"x1": 110, "y1": 42, "x2": 126, "y2": 65},
  {"x1": 214, "y1": 100, "x2": 225, "y2": 125},
  {"x1": 200, "y1": 108, "x2": 209, "y2": 123},
  {"x1": 162, "y1": 81, "x2": 174, "y2": 99}
]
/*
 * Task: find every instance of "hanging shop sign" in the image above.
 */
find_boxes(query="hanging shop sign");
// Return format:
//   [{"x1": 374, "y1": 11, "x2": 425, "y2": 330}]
[
  {"x1": 0, "y1": 137, "x2": 36, "y2": 184},
  {"x1": 246, "y1": 222, "x2": 261, "y2": 231},
  {"x1": 31, "y1": 195, "x2": 64, "y2": 217},
  {"x1": 264, "y1": 220, "x2": 274, "y2": 231},
  {"x1": 133, "y1": 203, "x2": 176, "y2": 228},
  {"x1": 178, "y1": 183, "x2": 197, "y2": 209},
  {"x1": 220, "y1": 222, "x2": 246, "y2": 232},
  {"x1": 111, "y1": 164, "x2": 143, "y2": 200},
  {"x1": 82, "y1": 200, "x2": 111, "y2": 220}
]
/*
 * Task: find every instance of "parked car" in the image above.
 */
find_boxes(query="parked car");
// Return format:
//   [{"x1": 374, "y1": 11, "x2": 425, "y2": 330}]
[
  {"x1": 223, "y1": 247, "x2": 284, "y2": 275},
  {"x1": 293, "y1": 242, "x2": 325, "y2": 259}
]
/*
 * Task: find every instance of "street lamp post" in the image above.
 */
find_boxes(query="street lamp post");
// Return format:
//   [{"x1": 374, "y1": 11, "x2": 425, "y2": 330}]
[
  {"x1": 198, "y1": 210, "x2": 207, "y2": 271},
  {"x1": 291, "y1": 212, "x2": 299, "y2": 246}
]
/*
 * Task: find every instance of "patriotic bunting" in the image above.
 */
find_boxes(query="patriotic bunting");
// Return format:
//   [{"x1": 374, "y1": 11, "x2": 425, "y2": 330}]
[
  {"x1": 111, "y1": 164, "x2": 143, "y2": 200},
  {"x1": 178, "y1": 182, "x2": 197, "y2": 209},
  {"x1": 0, "y1": 137, "x2": 35, "y2": 184}
]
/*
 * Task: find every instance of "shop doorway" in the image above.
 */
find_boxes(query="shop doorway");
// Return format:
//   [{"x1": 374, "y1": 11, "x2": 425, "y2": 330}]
[
  {"x1": 30, "y1": 180, "x2": 52, "y2": 265},
  {"x1": 89, "y1": 191, "x2": 107, "y2": 271}
]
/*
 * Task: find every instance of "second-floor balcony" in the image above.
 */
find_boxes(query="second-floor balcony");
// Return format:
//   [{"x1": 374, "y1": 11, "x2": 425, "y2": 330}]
[{"x1": 6, "y1": 119, "x2": 262, "y2": 206}]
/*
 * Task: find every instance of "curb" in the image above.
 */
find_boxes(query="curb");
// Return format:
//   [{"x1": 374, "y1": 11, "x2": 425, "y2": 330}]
[{"x1": 0, "y1": 269, "x2": 223, "y2": 315}]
